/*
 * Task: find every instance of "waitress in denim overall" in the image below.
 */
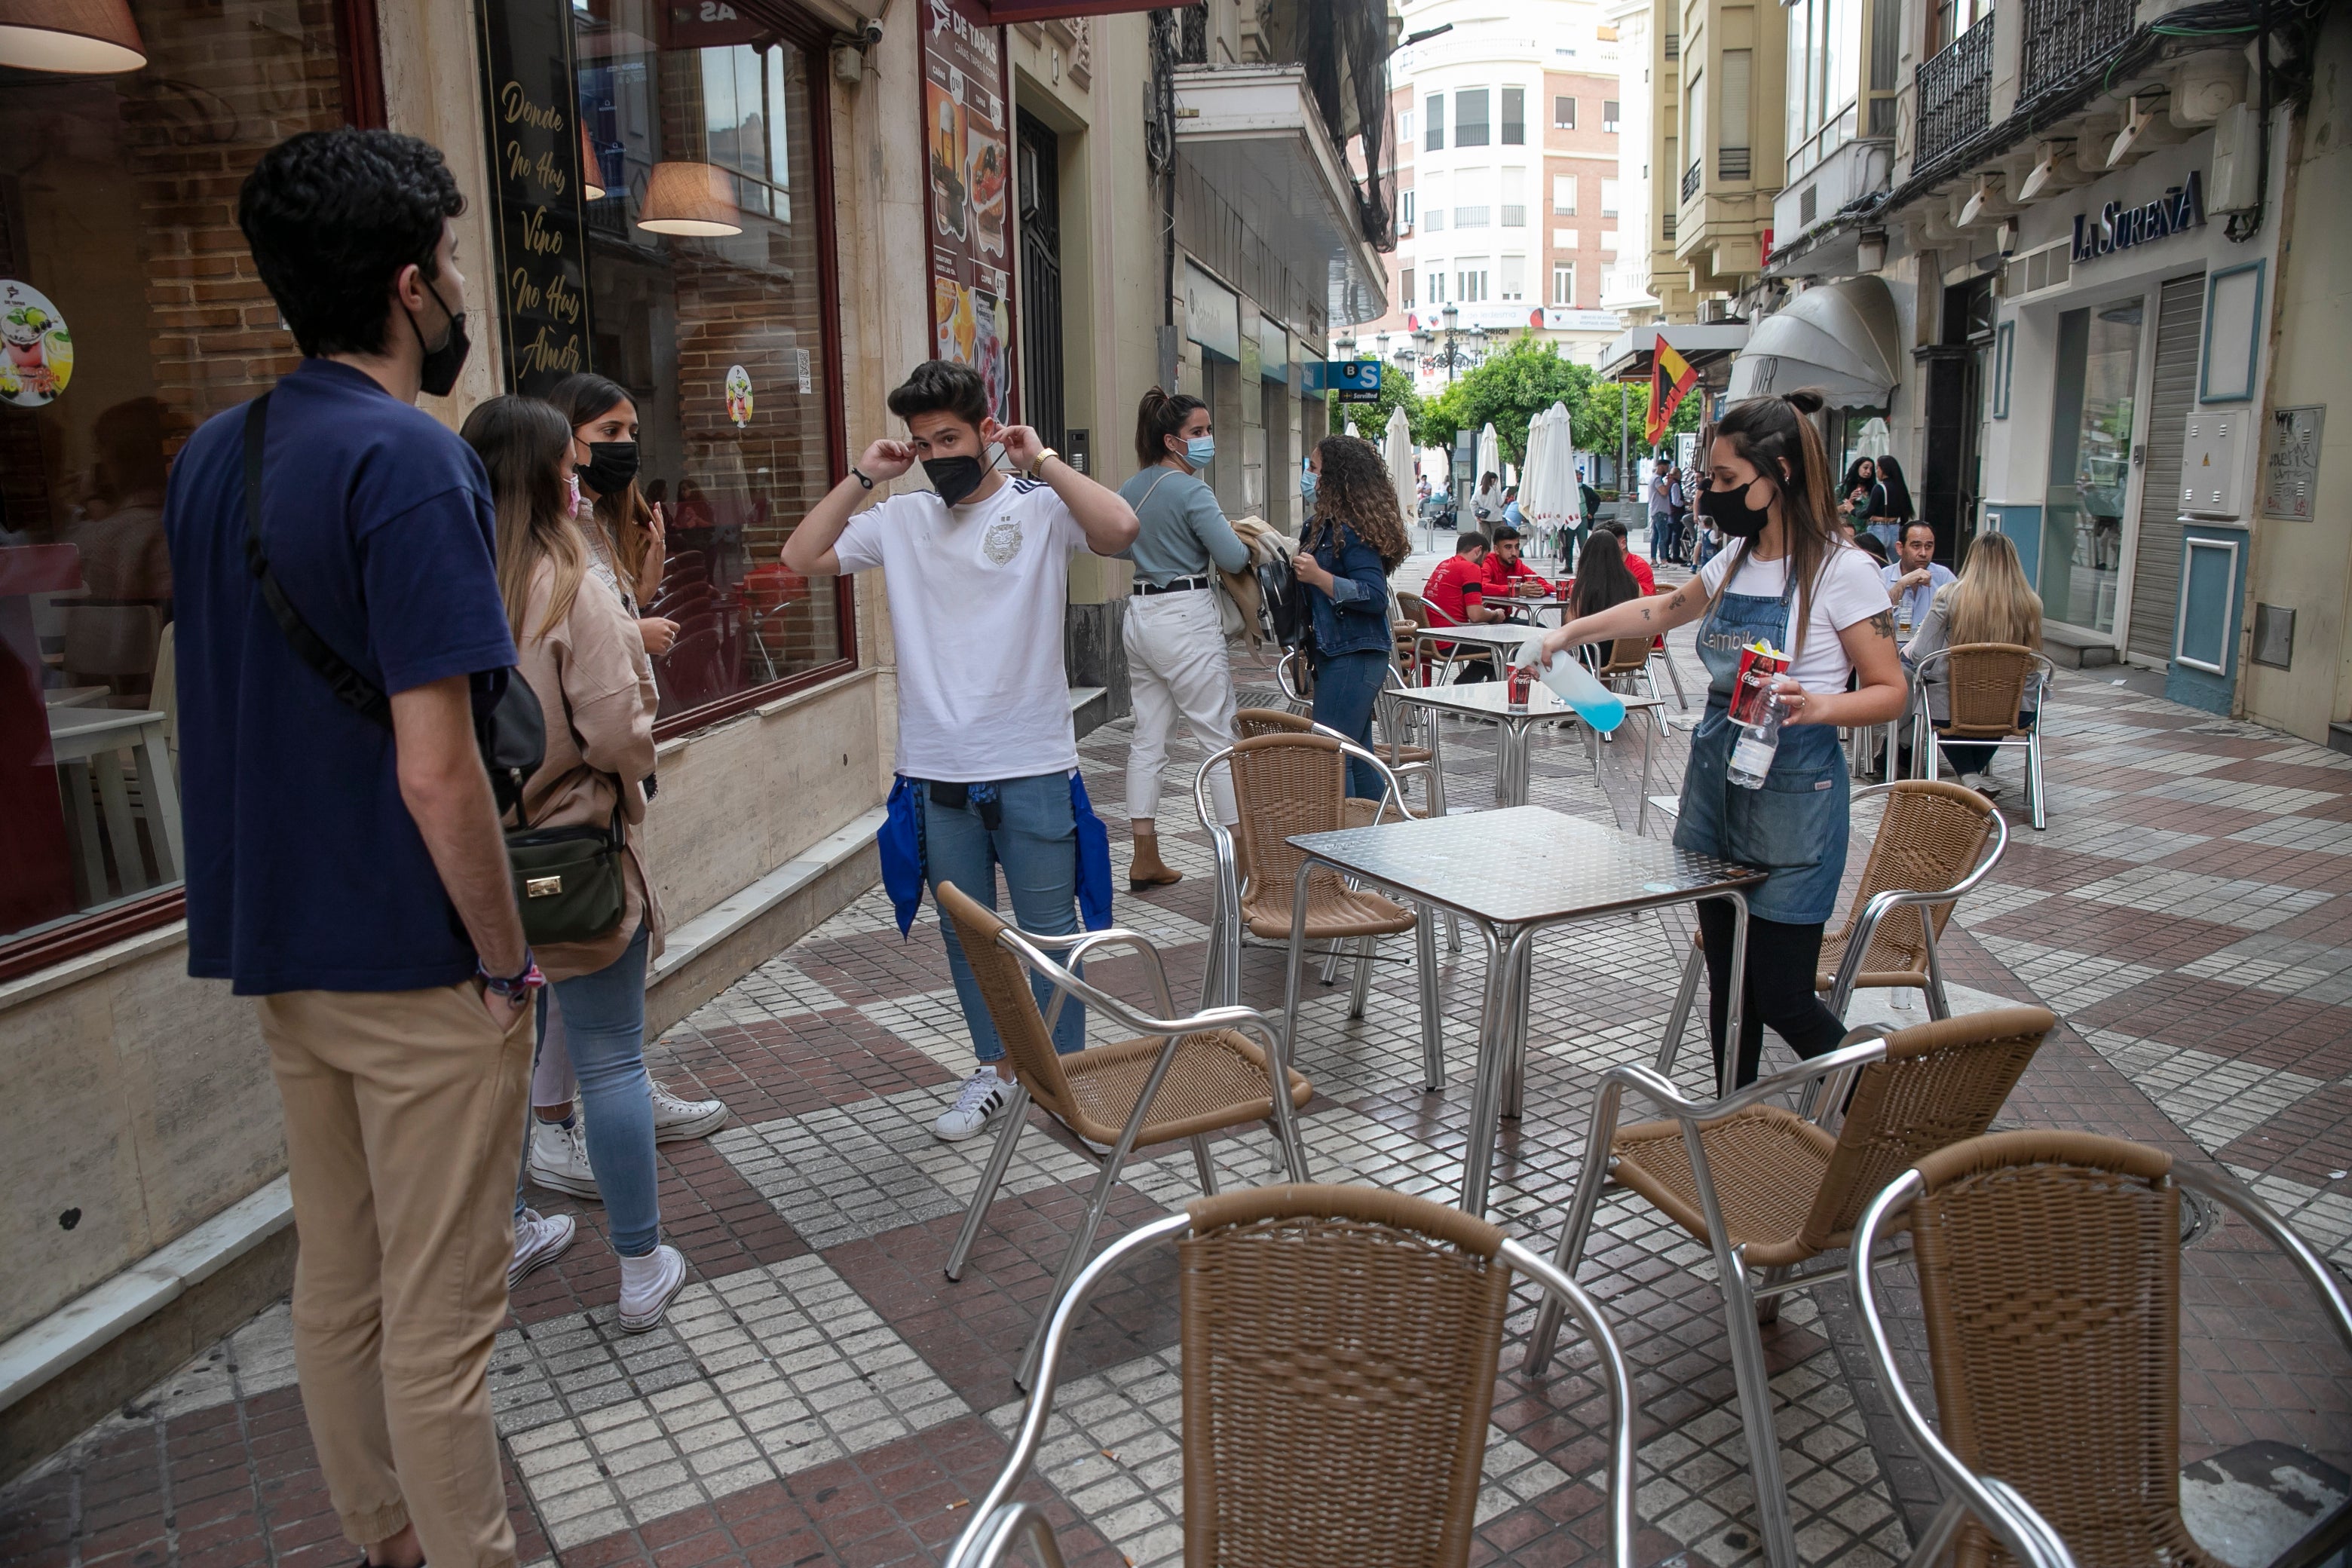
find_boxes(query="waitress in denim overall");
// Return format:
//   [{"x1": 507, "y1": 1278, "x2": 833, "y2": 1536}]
[
  {"x1": 1293, "y1": 434, "x2": 1411, "y2": 800},
  {"x1": 1539, "y1": 390, "x2": 1906, "y2": 1087}
]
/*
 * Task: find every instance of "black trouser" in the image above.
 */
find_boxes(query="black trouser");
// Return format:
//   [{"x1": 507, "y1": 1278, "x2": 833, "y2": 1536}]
[{"x1": 1695, "y1": 901, "x2": 1850, "y2": 1090}]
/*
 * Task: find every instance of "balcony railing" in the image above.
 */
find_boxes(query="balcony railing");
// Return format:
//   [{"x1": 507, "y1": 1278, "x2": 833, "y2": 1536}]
[
  {"x1": 1681, "y1": 158, "x2": 1702, "y2": 202},
  {"x1": 1914, "y1": 15, "x2": 1992, "y2": 167},
  {"x1": 2022, "y1": 0, "x2": 2133, "y2": 99}
]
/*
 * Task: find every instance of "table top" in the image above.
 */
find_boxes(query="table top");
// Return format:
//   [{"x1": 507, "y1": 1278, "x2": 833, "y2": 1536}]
[
  {"x1": 48, "y1": 705, "x2": 163, "y2": 740},
  {"x1": 1410, "y1": 623, "x2": 1542, "y2": 651},
  {"x1": 1395, "y1": 680, "x2": 1668, "y2": 724},
  {"x1": 1287, "y1": 804, "x2": 1766, "y2": 925}
]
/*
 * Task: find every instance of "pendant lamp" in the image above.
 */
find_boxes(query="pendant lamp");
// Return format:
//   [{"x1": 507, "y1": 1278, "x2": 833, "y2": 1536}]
[
  {"x1": 634, "y1": 161, "x2": 741, "y2": 237},
  {"x1": 0, "y1": 0, "x2": 147, "y2": 72},
  {"x1": 580, "y1": 120, "x2": 605, "y2": 201}
]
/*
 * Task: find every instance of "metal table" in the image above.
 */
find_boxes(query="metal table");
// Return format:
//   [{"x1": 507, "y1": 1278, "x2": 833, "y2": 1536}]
[
  {"x1": 1395, "y1": 680, "x2": 1667, "y2": 808},
  {"x1": 1279, "y1": 806, "x2": 1768, "y2": 1217},
  {"x1": 1408, "y1": 622, "x2": 1539, "y2": 684}
]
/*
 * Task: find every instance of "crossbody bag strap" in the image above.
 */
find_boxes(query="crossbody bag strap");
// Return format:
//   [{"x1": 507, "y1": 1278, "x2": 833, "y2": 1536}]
[{"x1": 243, "y1": 392, "x2": 393, "y2": 728}]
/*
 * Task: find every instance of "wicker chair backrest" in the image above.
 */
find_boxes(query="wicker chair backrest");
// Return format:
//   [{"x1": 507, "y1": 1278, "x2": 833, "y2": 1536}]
[
  {"x1": 1830, "y1": 781, "x2": 1997, "y2": 973},
  {"x1": 1943, "y1": 643, "x2": 2038, "y2": 738},
  {"x1": 1229, "y1": 733, "x2": 1353, "y2": 907},
  {"x1": 934, "y1": 881, "x2": 1080, "y2": 1123}
]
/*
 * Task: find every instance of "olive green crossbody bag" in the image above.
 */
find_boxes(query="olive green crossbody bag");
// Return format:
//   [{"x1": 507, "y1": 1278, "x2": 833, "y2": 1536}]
[{"x1": 505, "y1": 791, "x2": 629, "y2": 946}]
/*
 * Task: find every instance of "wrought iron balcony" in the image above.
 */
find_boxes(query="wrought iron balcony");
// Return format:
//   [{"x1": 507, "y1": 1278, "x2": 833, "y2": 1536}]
[
  {"x1": 1914, "y1": 15, "x2": 1992, "y2": 167},
  {"x1": 1681, "y1": 158, "x2": 1702, "y2": 203},
  {"x1": 2022, "y1": 0, "x2": 2133, "y2": 99}
]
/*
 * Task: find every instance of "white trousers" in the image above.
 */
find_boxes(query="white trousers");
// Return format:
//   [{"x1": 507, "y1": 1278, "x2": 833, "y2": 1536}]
[{"x1": 1122, "y1": 587, "x2": 1238, "y2": 825}]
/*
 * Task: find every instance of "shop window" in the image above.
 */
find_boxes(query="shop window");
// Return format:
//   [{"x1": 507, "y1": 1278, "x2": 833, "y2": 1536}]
[
  {"x1": 0, "y1": 0, "x2": 367, "y2": 980},
  {"x1": 570, "y1": 2, "x2": 850, "y2": 730}
]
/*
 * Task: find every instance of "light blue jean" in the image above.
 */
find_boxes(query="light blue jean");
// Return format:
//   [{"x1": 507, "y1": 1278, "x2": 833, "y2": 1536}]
[
  {"x1": 514, "y1": 924, "x2": 660, "y2": 1257},
  {"x1": 1311, "y1": 648, "x2": 1389, "y2": 799},
  {"x1": 924, "y1": 773, "x2": 1085, "y2": 1063}
]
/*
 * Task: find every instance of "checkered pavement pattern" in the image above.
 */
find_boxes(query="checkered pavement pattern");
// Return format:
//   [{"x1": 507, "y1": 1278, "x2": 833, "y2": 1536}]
[{"x1": 8, "y1": 569, "x2": 2350, "y2": 1568}]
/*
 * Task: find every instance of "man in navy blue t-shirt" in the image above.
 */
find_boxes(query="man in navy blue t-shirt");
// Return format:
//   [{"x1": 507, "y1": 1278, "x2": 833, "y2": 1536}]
[{"x1": 165, "y1": 130, "x2": 537, "y2": 1568}]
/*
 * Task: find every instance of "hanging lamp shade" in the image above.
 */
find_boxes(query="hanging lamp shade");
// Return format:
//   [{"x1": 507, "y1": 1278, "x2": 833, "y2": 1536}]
[
  {"x1": 634, "y1": 161, "x2": 740, "y2": 237},
  {"x1": 579, "y1": 120, "x2": 605, "y2": 201},
  {"x1": 0, "y1": 0, "x2": 147, "y2": 73}
]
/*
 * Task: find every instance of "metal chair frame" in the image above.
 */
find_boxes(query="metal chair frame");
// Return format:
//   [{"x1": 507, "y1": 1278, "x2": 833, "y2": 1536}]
[
  {"x1": 1192, "y1": 736, "x2": 1442, "y2": 1078},
  {"x1": 937, "y1": 911, "x2": 1311, "y2": 1392},
  {"x1": 1655, "y1": 781, "x2": 2010, "y2": 1070},
  {"x1": 1849, "y1": 1150, "x2": 2352, "y2": 1568},
  {"x1": 945, "y1": 1201, "x2": 1645, "y2": 1568},
  {"x1": 1908, "y1": 645, "x2": 2055, "y2": 830}
]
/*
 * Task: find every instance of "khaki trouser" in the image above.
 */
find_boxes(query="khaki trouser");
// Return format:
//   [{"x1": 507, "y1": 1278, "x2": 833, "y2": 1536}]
[
  {"x1": 1122, "y1": 586, "x2": 1239, "y2": 824},
  {"x1": 259, "y1": 982, "x2": 534, "y2": 1568}
]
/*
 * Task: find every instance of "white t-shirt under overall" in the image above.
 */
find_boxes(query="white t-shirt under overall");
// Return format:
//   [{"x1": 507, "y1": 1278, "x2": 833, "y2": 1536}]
[
  {"x1": 1698, "y1": 543, "x2": 1890, "y2": 694},
  {"x1": 835, "y1": 475, "x2": 1091, "y2": 782}
]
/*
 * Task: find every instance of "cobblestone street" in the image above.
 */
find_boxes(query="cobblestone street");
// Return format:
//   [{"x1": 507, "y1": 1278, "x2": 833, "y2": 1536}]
[{"x1": 8, "y1": 573, "x2": 2350, "y2": 1568}]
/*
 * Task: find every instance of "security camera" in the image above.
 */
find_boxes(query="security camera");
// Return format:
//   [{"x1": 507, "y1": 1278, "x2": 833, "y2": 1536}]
[{"x1": 857, "y1": 16, "x2": 884, "y2": 47}]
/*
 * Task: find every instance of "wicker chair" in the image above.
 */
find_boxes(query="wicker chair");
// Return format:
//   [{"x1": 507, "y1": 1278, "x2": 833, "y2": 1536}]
[
  {"x1": 1656, "y1": 780, "x2": 2009, "y2": 1069},
  {"x1": 1193, "y1": 733, "x2": 1444, "y2": 1089},
  {"x1": 1851, "y1": 1132, "x2": 2352, "y2": 1568},
  {"x1": 945, "y1": 1184, "x2": 1644, "y2": 1568},
  {"x1": 934, "y1": 881, "x2": 1312, "y2": 1390},
  {"x1": 1910, "y1": 642, "x2": 2053, "y2": 829},
  {"x1": 1524, "y1": 1006, "x2": 2058, "y2": 1568}
]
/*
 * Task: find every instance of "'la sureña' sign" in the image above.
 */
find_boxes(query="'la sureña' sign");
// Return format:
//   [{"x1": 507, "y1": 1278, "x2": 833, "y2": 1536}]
[{"x1": 2071, "y1": 169, "x2": 2204, "y2": 264}]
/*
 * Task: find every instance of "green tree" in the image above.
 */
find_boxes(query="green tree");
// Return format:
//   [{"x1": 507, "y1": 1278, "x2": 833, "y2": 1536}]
[
  {"x1": 1325, "y1": 363, "x2": 1422, "y2": 446},
  {"x1": 1410, "y1": 333, "x2": 1600, "y2": 467}
]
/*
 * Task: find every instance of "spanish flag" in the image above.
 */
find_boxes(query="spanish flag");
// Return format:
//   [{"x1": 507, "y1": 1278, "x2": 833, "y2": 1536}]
[{"x1": 1646, "y1": 335, "x2": 1698, "y2": 446}]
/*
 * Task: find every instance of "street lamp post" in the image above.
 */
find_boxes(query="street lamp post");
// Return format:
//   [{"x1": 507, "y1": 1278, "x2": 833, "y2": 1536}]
[{"x1": 1419, "y1": 303, "x2": 1487, "y2": 384}]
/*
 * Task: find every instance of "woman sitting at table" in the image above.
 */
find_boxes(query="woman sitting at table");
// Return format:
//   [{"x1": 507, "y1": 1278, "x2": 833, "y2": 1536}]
[
  {"x1": 1292, "y1": 436, "x2": 1410, "y2": 800},
  {"x1": 1903, "y1": 528, "x2": 2041, "y2": 798},
  {"x1": 1566, "y1": 528, "x2": 1641, "y2": 669},
  {"x1": 1538, "y1": 389, "x2": 1906, "y2": 1089}
]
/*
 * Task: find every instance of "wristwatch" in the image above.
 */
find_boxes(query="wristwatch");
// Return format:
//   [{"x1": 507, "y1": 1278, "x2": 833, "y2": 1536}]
[
  {"x1": 1024, "y1": 447, "x2": 1059, "y2": 479},
  {"x1": 477, "y1": 953, "x2": 545, "y2": 1008},
  {"x1": 850, "y1": 466, "x2": 877, "y2": 490}
]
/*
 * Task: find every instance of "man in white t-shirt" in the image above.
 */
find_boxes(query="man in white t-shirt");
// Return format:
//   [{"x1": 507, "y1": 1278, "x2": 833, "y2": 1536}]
[{"x1": 784, "y1": 360, "x2": 1139, "y2": 1142}]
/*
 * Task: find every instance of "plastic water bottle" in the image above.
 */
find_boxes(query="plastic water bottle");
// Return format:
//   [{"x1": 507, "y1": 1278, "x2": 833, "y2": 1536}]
[
  {"x1": 1520, "y1": 637, "x2": 1627, "y2": 734},
  {"x1": 1728, "y1": 693, "x2": 1785, "y2": 789}
]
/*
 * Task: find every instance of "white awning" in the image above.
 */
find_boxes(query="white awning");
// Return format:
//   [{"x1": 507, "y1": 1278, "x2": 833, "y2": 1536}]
[{"x1": 1725, "y1": 276, "x2": 1901, "y2": 408}]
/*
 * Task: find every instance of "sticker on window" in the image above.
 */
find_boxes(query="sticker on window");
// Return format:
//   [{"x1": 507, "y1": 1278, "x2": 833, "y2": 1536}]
[{"x1": 0, "y1": 280, "x2": 72, "y2": 409}]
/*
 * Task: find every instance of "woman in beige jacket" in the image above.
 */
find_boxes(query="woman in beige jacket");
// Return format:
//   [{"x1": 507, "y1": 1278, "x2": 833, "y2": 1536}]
[{"x1": 461, "y1": 396, "x2": 684, "y2": 1332}]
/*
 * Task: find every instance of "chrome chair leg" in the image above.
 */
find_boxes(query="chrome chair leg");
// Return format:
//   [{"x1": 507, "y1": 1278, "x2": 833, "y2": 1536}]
[
  {"x1": 1016, "y1": 1151, "x2": 1129, "y2": 1390},
  {"x1": 946, "y1": 1084, "x2": 1031, "y2": 1281},
  {"x1": 1656, "y1": 934, "x2": 1705, "y2": 1078},
  {"x1": 1416, "y1": 908, "x2": 1443, "y2": 1091},
  {"x1": 1319, "y1": 942, "x2": 1345, "y2": 986},
  {"x1": 1717, "y1": 1245, "x2": 1801, "y2": 1568},
  {"x1": 1189, "y1": 1133, "x2": 1219, "y2": 1196},
  {"x1": 1348, "y1": 934, "x2": 1374, "y2": 1018},
  {"x1": 1525, "y1": 1083, "x2": 1625, "y2": 1374},
  {"x1": 2028, "y1": 727, "x2": 2047, "y2": 831}
]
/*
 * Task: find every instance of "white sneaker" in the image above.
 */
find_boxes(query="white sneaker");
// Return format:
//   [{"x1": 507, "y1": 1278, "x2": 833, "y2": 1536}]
[
  {"x1": 933, "y1": 1069, "x2": 1012, "y2": 1141},
  {"x1": 509, "y1": 1208, "x2": 577, "y2": 1288},
  {"x1": 615, "y1": 1244, "x2": 688, "y2": 1333},
  {"x1": 650, "y1": 1082, "x2": 728, "y2": 1143},
  {"x1": 1960, "y1": 770, "x2": 2003, "y2": 798},
  {"x1": 527, "y1": 1119, "x2": 600, "y2": 1201}
]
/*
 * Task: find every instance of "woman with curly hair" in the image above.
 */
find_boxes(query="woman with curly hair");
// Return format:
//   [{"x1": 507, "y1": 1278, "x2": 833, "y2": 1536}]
[{"x1": 1292, "y1": 434, "x2": 1410, "y2": 798}]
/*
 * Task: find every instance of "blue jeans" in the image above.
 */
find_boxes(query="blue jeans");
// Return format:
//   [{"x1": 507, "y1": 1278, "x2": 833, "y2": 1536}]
[
  {"x1": 1311, "y1": 648, "x2": 1389, "y2": 799},
  {"x1": 515, "y1": 925, "x2": 660, "y2": 1257},
  {"x1": 925, "y1": 773, "x2": 1084, "y2": 1063}
]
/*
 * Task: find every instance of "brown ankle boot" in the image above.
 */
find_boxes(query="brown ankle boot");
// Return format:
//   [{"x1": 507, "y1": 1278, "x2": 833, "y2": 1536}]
[{"x1": 1127, "y1": 832, "x2": 1182, "y2": 890}]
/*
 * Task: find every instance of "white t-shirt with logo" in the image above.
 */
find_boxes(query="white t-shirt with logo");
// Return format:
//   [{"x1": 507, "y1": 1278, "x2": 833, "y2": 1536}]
[
  {"x1": 1698, "y1": 543, "x2": 1891, "y2": 694},
  {"x1": 834, "y1": 475, "x2": 1092, "y2": 782}
]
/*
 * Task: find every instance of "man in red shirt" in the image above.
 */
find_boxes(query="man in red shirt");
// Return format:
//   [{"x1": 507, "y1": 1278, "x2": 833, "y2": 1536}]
[
  {"x1": 1420, "y1": 532, "x2": 1503, "y2": 679},
  {"x1": 1480, "y1": 525, "x2": 1554, "y2": 601},
  {"x1": 1604, "y1": 519, "x2": 1656, "y2": 594}
]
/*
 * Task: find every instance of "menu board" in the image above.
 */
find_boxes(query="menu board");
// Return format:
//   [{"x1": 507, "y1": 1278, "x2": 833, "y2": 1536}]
[
  {"x1": 475, "y1": 0, "x2": 594, "y2": 397},
  {"x1": 918, "y1": 0, "x2": 1017, "y2": 423}
]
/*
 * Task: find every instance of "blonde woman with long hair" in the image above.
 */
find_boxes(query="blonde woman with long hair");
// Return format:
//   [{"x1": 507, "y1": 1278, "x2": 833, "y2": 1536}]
[
  {"x1": 1904, "y1": 529, "x2": 2043, "y2": 795},
  {"x1": 460, "y1": 394, "x2": 688, "y2": 1333}
]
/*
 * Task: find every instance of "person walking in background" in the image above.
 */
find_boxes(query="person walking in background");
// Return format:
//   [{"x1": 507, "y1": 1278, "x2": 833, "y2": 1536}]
[
  {"x1": 167, "y1": 128, "x2": 534, "y2": 1568},
  {"x1": 1115, "y1": 387, "x2": 1248, "y2": 890},
  {"x1": 1294, "y1": 435, "x2": 1411, "y2": 798},
  {"x1": 1647, "y1": 462, "x2": 1674, "y2": 562},
  {"x1": 1472, "y1": 470, "x2": 1505, "y2": 526},
  {"x1": 461, "y1": 396, "x2": 688, "y2": 1332},
  {"x1": 782, "y1": 360, "x2": 1138, "y2": 1145},
  {"x1": 1906, "y1": 528, "x2": 2043, "y2": 796},
  {"x1": 1875, "y1": 454, "x2": 1917, "y2": 544}
]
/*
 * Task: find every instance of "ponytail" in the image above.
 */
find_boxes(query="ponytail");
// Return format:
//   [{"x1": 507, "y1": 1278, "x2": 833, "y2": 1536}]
[{"x1": 1134, "y1": 385, "x2": 1208, "y2": 470}]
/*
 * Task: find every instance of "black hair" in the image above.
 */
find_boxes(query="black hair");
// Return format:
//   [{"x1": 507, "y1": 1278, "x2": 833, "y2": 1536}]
[
  {"x1": 1876, "y1": 454, "x2": 1916, "y2": 519},
  {"x1": 1900, "y1": 517, "x2": 1937, "y2": 544},
  {"x1": 1456, "y1": 531, "x2": 1490, "y2": 555},
  {"x1": 238, "y1": 129, "x2": 465, "y2": 358},
  {"x1": 1570, "y1": 530, "x2": 1640, "y2": 621},
  {"x1": 1855, "y1": 531, "x2": 1891, "y2": 565},
  {"x1": 546, "y1": 372, "x2": 653, "y2": 586},
  {"x1": 1602, "y1": 518, "x2": 1629, "y2": 540},
  {"x1": 1134, "y1": 386, "x2": 1208, "y2": 468},
  {"x1": 886, "y1": 359, "x2": 988, "y2": 431},
  {"x1": 1491, "y1": 525, "x2": 1521, "y2": 543}
]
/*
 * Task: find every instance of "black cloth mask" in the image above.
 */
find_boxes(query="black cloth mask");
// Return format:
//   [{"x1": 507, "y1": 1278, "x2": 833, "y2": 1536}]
[
  {"x1": 1698, "y1": 476, "x2": 1775, "y2": 539},
  {"x1": 576, "y1": 441, "x2": 639, "y2": 496},
  {"x1": 923, "y1": 443, "x2": 999, "y2": 508},
  {"x1": 408, "y1": 279, "x2": 470, "y2": 398}
]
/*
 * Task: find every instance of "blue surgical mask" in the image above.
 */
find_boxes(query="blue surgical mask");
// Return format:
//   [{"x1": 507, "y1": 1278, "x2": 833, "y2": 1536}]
[
  {"x1": 1301, "y1": 470, "x2": 1318, "y2": 500},
  {"x1": 1184, "y1": 435, "x2": 1216, "y2": 469}
]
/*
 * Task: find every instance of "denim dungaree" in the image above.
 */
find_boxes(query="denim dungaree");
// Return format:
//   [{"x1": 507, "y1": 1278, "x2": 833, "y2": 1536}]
[{"x1": 1671, "y1": 553, "x2": 1850, "y2": 925}]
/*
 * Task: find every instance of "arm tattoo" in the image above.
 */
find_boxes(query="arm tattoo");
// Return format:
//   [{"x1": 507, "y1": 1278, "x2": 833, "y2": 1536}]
[
  {"x1": 1867, "y1": 610, "x2": 1897, "y2": 641},
  {"x1": 1638, "y1": 606, "x2": 1653, "y2": 623}
]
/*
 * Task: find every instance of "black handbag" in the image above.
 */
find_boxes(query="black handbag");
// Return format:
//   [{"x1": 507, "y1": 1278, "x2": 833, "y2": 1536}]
[{"x1": 504, "y1": 797, "x2": 629, "y2": 946}]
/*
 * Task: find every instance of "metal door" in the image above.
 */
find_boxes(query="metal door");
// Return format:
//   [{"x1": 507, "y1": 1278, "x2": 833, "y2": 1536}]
[
  {"x1": 2126, "y1": 272, "x2": 2207, "y2": 662},
  {"x1": 1015, "y1": 111, "x2": 1064, "y2": 452}
]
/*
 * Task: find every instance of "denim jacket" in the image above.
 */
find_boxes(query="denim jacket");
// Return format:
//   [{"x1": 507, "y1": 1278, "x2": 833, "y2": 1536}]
[{"x1": 1299, "y1": 516, "x2": 1395, "y2": 659}]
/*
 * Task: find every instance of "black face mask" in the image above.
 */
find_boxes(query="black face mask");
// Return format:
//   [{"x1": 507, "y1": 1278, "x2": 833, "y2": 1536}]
[
  {"x1": 407, "y1": 279, "x2": 470, "y2": 398},
  {"x1": 576, "y1": 441, "x2": 639, "y2": 496},
  {"x1": 923, "y1": 444, "x2": 998, "y2": 508},
  {"x1": 1698, "y1": 476, "x2": 1775, "y2": 540}
]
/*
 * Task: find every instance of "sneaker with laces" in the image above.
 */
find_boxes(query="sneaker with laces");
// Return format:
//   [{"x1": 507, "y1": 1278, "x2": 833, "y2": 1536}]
[
  {"x1": 933, "y1": 1069, "x2": 1012, "y2": 1141},
  {"x1": 527, "y1": 1119, "x2": 600, "y2": 1201},
  {"x1": 1959, "y1": 770, "x2": 2003, "y2": 798},
  {"x1": 509, "y1": 1208, "x2": 577, "y2": 1288},
  {"x1": 650, "y1": 1082, "x2": 728, "y2": 1143},
  {"x1": 616, "y1": 1243, "x2": 688, "y2": 1333}
]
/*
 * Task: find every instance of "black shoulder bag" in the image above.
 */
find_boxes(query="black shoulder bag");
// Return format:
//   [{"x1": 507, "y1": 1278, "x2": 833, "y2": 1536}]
[{"x1": 243, "y1": 394, "x2": 623, "y2": 946}]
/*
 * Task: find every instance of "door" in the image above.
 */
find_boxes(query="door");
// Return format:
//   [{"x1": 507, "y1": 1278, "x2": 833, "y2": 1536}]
[
  {"x1": 2125, "y1": 272, "x2": 2207, "y2": 661},
  {"x1": 1015, "y1": 110, "x2": 1064, "y2": 452},
  {"x1": 2041, "y1": 299, "x2": 2145, "y2": 634},
  {"x1": 1920, "y1": 275, "x2": 1993, "y2": 562}
]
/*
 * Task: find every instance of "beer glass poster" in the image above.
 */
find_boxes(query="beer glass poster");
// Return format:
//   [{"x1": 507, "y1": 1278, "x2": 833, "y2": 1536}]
[{"x1": 919, "y1": 0, "x2": 1016, "y2": 421}]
